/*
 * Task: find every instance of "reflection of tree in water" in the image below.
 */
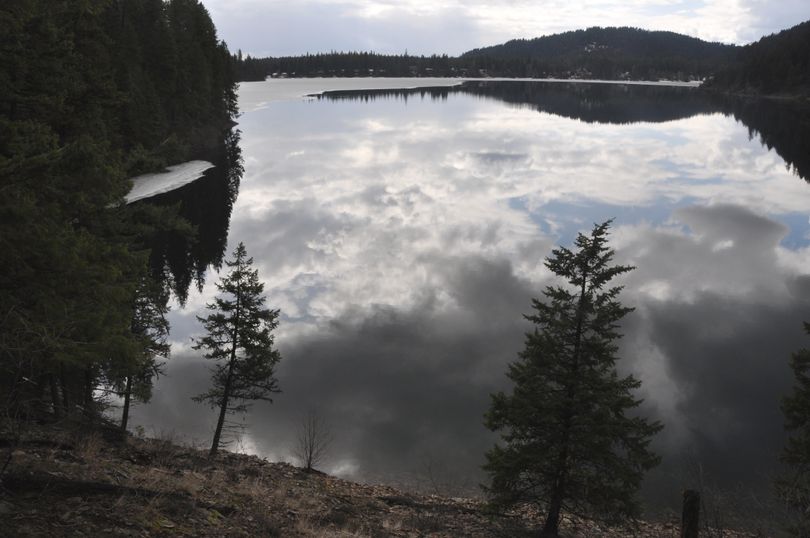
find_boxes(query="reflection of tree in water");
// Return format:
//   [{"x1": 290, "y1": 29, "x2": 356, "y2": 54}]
[
  {"x1": 320, "y1": 82, "x2": 810, "y2": 182},
  {"x1": 715, "y1": 97, "x2": 810, "y2": 184},
  {"x1": 459, "y1": 81, "x2": 718, "y2": 125},
  {"x1": 319, "y1": 81, "x2": 715, "y2": 124},
  {"x1": 144, "y1": 129, "x2": 243, "y2": 304},
  {"x1": 317, "y1": 87, "x2": 455, "y2": 103}
]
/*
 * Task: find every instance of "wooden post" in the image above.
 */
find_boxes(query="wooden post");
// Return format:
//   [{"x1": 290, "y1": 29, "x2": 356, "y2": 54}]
[{"x1": 681, "y1": 489, "x2": 700, "y2": 538}]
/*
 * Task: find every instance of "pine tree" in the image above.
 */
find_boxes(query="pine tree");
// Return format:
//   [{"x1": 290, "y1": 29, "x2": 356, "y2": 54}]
[
  {"x1": 483, "y1": 220, "x2": 662, "y2": 537},
  {"x1": 193, "y1": 243, "x2": 281, "y2": 457},
  {"x1": 117, "y1": 275, "x2": 171, "y2": 432},
  {"x1": 0, "y1": 0, "x2": 238, "y2": 421},
  {"x1": 777, "y1": 322, "x2": 810, "y2": 536}
]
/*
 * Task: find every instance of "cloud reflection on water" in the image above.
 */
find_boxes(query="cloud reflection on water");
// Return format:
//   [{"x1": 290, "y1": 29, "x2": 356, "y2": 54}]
[{"x1": 133, "y1": 81, "x2": 810, "y2": 503}]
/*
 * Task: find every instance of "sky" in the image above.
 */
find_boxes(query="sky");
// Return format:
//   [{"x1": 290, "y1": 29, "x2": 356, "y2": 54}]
[{"x1": 202, "y1": 0, "x2": 810, "y2": 57}]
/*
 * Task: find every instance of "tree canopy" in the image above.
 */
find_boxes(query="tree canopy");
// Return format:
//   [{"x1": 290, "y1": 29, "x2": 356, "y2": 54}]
[
  {"x1": 483, "y1": 221, "x2": 662, "y2": 536},
  {"x1": 193, "y1": 243, "x2": 282, "y2": 456},
  {"x1": 705, "y1": 20, "x2": 810, "y2": 96},
  {"x1": 778, "y1": 322, "x2": 810, "y2": 535},
  {"x1": 233, "y1": 26, "x2": 736, "y2": 82},
  {"x1": 0, "y1": 0, "x2": 237, "y2": 423}
]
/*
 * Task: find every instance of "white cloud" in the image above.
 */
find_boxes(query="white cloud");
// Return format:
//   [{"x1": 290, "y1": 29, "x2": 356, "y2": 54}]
[
  {"x1": 129, "y1": 78, "x2": 810, "y2": 499},
  {"x1": 203, "y1": 0, "x2": 810, "y2": 55}
]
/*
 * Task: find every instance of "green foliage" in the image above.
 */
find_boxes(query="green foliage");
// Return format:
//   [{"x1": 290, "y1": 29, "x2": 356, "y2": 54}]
[
  {"x1": 233, "y1": 26, "x2": 736, "y2": 82},
  {"x1": 462, "y1": 26, "x2": 735, "y2": 81},
  {"x1": 0, "y1": 0, "x2": 237, "y2": 421},
  {"x1": 235, "y1": 51, "x2": 455, "y2": 81},
  {"x1": 193, "y1": 243, "x2": 282, "y2": 456},
  {"x1": 706, "y1": 20, "x2": 810, "y2": 96},
  {"x1": 108, "y1": 0, "x2": 238, "y2": 163},
  {"x1": 777, "y1": 323, "x2": 810, "y2": 536},
  {"x1": 105, "y1": 274, "x2": 172, "y2": 430},
  {"x1": 483, "y1": 221, "x2": 662, "y2": 536}
]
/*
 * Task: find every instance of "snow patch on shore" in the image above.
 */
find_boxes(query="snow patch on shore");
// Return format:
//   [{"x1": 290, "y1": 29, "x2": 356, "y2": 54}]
[{"x1": 126, "y1": 160, "x2": 215, "y2": 204}]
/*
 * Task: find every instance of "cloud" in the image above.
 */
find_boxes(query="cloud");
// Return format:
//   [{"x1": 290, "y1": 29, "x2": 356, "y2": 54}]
[
  {"x1": 132, "y1": 82, "x2": 810, "y2": 507},
  {"x1": 614, "y1": 205, "x2": 809, "y2": 447},
  {"x1": 134, "y1": 254, "x2": 533, "y2": 490},
  {"x1": 737, "y1": 0, "x2": 810, "y2": 42},
  {"x1": 133, "y1": 203, "x2": 810, "y2": 498},
  {"x1": 206, "y1": 0, "x2": 483, "y2": 56},
  {"x1": 203, "y1": 0, "x2": 810, "y2": 56}
]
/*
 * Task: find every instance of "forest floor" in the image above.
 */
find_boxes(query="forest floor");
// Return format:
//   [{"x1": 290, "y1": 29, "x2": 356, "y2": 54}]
[{"x1": 0, "y1": 421, "x2": 767, "y2": 537}]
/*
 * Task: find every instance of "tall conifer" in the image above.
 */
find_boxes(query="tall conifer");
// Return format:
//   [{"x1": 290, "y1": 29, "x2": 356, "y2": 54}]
[
  {"x1": 777, "y1": 322, "x2": 810, "y2": 536},
  {"x1": 193, "y1": 243, "x2": 281, "y2": 456},
  {"x1": 484, "y1": 220, "x2": 662, "y2": 536}
]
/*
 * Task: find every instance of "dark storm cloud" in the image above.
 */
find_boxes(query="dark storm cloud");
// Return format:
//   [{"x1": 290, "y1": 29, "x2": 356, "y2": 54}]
[
  {"x1": 133, "y1": 254, "x2": 537, "y2": 490},
  {"x1": 259, "y1": 254, "x2": 534, "y2": 485},
  {"x1": 134, "y1": 203, "x2": 810, "y2": 502},
  {"x1": 643, "y1": 298, "x2": 802, "y2": 482},
  {"x1": 131, "y1": 352, "x2": 220, "y2": 441},
  {"x1": 613, "y1": 204, "x2": 810, "y2": 494}
]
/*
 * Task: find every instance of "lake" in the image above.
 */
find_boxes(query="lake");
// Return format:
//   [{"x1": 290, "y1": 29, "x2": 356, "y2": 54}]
[{"x1": 133, "y1": 78, "x2": 810, "y2": 506}]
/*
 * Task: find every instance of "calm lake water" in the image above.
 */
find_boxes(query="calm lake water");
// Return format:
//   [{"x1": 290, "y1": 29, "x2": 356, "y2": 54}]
[{"x1": 135, "y1": 79, "x2": 810, "y2": 503}]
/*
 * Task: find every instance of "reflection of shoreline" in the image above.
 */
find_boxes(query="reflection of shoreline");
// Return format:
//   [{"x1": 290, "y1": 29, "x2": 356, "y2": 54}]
[
  {"x1": 307, "y1": 77, "x2": 701, "y2": 99},
  {"x1": 464, "y1": 77, "x2": 702, "y2": 87},
  {"x1": 717, "y1": 97, "x2": 810, "y2": 184},
  {"x1": 318, "y1": 80, "x2": 810, "y2": 183},
  {"x1": 319, "y1": 81, "x2": 714, "y2": 125},
  {"x1": 143, "y1": 129, "x2": 243, "y2": 303}
]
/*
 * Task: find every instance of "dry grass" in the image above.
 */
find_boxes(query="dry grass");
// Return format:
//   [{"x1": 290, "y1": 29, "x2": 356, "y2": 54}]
[{"x1": 0, "y1": 421, "x2": 773, "y2": 538}]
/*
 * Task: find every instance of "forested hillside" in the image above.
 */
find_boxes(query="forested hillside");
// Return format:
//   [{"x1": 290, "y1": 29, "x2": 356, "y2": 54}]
[
  {"x1": 234, "y1": 27, "x2": 736, "y2": 82},
  {"x1": 461, "y1": 26, "x2": 736, "y2": 80},
  {"x1": 0, "y1": 0, "x2": 237, "y2": 424},
  {"x1": 704, "y1": 20, "x2": 810, "y2": 96}
]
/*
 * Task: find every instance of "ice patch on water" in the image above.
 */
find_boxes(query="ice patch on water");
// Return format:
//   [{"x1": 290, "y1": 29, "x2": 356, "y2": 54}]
[{"x1": 125, "y1": 160, "x2": 215, "y2": 204}]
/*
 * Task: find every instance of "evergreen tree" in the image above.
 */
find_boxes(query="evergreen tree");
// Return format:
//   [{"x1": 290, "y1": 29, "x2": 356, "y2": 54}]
[
  {"x1": 0, "y1": 0, "x2": 238, "y2": 421},
  {"x1": 114, "y1": 275, "x2": 171, "y2": 432},
  {"x1": 193, "y1": 243, "x2": 281, "y2": 456},
  {"x1": 777, "y1": 322, "x2": 810, "y2": 536},
  {"x1": 483, "y1": 220, "x2": 662, "y2": 537}
]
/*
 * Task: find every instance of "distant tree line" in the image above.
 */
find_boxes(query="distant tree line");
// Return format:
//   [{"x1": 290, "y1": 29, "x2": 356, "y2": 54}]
[
  {"x1": 704, "y1": 20, "x2": 810, "y2": 96},
  {"x1": 0, "y1": 0, "x2": 237, "y2": 428},
  {"x1": 234, "y1": 27, "x2": 737, "y2": 82},
  {"x1": 235, "y1": 51, "x2": 458, "y2": 81},
  {"x1": 462, "y1": 27, "x2": 735, "y2": 81}
]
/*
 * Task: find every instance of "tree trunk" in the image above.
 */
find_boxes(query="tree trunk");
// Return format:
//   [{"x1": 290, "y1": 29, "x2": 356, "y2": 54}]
[
  {"x1": 681, "y1": 489, "x2": 700, "y2": 538},
  {"x1": 542, "y1": 497, "x2": 562, "y2": 536},
  {"x1": 83, "y1": 367, "x2": 94, "y2": 416},
  {"x1": 121, "y1": 376, "x2": 132, "y2": 431},
  {"x1": 36, "y1": 375, "x2": 49, "y2": 414},
  {"x1": 49, "y1": 375, "x2": 61, "y2": 419},
  {"x1": 210, "y1": 285, "x2": 241, "y2": 457},
  {"x1": 59, "y1": 365, "x2": 70, "y2": 415},
  {"x1": 543, "y1": 264, "x2": 589, "y2": 537},
  {"x1": 209, "y1": 361, "x2": 234, "y2": 457}
]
